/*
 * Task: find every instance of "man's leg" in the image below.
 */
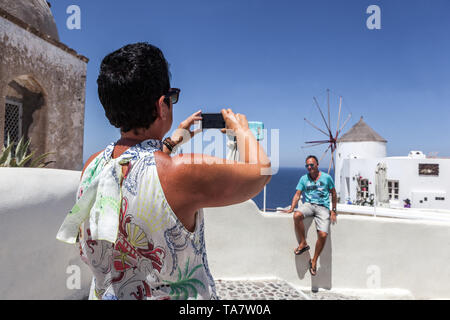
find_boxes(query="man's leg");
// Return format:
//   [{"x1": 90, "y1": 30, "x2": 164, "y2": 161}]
[
  {"x1": 310, "y1": 230, "x2": 328, "y2": 275},
  {"x1": 293, "y1": 211, "x2": 309, "y2": 254},
  {"x1": 310, "y1": 205, "x2": 331, "y2": 275}
]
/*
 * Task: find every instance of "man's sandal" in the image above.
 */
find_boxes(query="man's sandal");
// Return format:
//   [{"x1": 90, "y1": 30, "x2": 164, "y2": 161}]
[
  {"x1": 294, "y1": 245, "x2": 310, "y2": 255},
  {"x1": 309, "y1": 259, "x2": 317, "y2": 276}
]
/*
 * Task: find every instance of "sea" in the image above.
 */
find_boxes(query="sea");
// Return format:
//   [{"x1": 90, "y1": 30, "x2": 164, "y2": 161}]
[{"x1": 252, "y1": 168, "x2": 335, "y2": 210}]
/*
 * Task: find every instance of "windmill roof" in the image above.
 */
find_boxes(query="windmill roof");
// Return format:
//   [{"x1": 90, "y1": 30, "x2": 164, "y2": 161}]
[{"x1": 337, "y1": 117, "x2": 387, "y2": 143}]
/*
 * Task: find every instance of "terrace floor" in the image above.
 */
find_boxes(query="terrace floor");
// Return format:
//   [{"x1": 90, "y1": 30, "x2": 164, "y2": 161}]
[{"x1": 214, "y1": 279, "x2": 360, "y2": 300}]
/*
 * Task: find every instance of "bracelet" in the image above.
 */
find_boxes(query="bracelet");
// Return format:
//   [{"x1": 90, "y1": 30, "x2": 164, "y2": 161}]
[{"x1": 163, "y1": 137, "x2": 176, "y2": 153}]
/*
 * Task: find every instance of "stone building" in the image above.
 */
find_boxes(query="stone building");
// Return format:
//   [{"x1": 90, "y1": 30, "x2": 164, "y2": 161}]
[{"x1": 0, "y1": 0, "x2": 88, "y2": 170}]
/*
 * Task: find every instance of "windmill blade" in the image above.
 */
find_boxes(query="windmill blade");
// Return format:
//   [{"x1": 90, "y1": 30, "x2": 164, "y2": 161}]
[
  {"x1": 338, "y1": 113, "x2": 352, "y2": 135},
  {"x1": 304, "y1": 118, "x2": 329, "y2": 137},
  {"x1": 319, "y1": 144, "x2": 332, "y2": 164},
  {"x1": 305, "y1": 140, "x2": 331, "y2": 144},
  {"x1": 336, "y1": 96, "x2": 342, "y2": 138},
  {"x1": 301, "y1": 142, "x2": 328, "y2": 149},
  {"x1": 327, "y1": 89, "x2": 331, "y2": 135},
  {"x1": 313, "y1": 97, "x2": 332, "y2": 135}
]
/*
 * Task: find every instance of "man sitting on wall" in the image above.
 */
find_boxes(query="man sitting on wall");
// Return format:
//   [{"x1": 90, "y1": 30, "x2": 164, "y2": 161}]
[{"x1": 283, "y1": 155, "x2": 337, "y2": 276}]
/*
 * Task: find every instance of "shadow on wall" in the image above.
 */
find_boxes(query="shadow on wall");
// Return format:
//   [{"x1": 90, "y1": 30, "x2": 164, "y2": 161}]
[{"x1": 294, "y1": 217, "x2": 332, "y2": 291}]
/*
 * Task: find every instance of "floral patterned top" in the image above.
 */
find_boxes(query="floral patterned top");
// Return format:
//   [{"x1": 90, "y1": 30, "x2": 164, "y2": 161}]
[{"x1": 57, "y1": 139, "x2": 217, "y2": 300}]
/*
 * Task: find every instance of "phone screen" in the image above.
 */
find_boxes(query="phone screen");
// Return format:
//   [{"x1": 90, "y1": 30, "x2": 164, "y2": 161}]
[{"x1": 201, "y1": 113, "x2": 225, "y2": 129}]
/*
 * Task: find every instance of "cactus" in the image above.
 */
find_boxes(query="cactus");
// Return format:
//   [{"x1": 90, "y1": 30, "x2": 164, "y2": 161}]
[{"x1": 0, "y1": 133, "x2": 55, "y2": 168}]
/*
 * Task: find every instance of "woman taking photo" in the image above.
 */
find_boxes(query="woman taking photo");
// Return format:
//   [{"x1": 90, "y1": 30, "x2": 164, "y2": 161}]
[{"x1": 57, "y1": 42, "x2": 271, "y2": 300}]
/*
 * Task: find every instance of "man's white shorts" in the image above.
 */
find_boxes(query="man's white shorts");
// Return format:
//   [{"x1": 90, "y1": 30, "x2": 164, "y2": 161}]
[{"x1": 297, "y1": 202, "x2": 330, "y2": 234}]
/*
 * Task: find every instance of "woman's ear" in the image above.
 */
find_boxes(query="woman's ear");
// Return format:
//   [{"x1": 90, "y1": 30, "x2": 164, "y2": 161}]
[{"x1": 156, "y1": 95, "x2": 168, "y2": 120}]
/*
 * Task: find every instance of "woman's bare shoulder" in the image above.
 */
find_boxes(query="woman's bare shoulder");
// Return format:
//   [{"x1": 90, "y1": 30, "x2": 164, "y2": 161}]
[{"x1": 81, "y1": 150, "x2": 104, "y2": 178}]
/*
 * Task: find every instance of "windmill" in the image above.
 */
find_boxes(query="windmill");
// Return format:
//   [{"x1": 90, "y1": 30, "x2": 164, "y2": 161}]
[{"x1": 302, "y1": 89, "x2": 352, "y2": 174}]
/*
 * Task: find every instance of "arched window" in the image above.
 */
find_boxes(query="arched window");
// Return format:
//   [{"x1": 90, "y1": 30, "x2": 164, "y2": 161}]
[{"x1": 3, "y1": 75, "x2": 46, "y2": 155}]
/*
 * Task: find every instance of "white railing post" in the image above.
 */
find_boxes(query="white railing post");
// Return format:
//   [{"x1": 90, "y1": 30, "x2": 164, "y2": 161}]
[{"x1": 263, "y1": 185, "x2": 267, "y2": 212}]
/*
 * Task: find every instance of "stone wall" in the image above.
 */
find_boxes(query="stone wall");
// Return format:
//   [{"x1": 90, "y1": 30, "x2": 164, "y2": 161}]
[{"x1": 0, "y1": 14, "x2": 87, "y2": 170}]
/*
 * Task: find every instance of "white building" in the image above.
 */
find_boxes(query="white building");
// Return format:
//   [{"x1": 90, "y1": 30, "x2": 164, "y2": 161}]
[{"x1": 335, "y1": 117, "x2": 450, "y2": 210}]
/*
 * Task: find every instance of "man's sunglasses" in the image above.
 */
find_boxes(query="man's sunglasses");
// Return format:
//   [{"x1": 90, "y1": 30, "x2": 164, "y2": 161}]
[
  {"x1": 165, "y1": 88, "x2": 180, "y2": 105},
  {"x1": 305, "y1": 164, "x2": 315, "y2": 168}
]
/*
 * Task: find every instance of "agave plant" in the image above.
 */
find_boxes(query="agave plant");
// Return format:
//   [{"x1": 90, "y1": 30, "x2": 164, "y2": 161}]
[{"x1": 0, "y1": 134, "x2": 55, "y2": 168}]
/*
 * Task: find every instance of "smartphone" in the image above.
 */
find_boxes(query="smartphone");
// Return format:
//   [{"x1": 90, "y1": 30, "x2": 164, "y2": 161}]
[{"x1": 201, "y1": 113, "x2": 225, "y2": 129}]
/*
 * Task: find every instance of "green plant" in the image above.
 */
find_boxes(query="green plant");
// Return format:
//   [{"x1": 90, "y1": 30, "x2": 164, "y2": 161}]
[
  {"x1": 0, "y1": 134, "x2": 55, "y2": 168},
  {"x1": 163, "y1": 258, "x2": 206, "y2": 300}
]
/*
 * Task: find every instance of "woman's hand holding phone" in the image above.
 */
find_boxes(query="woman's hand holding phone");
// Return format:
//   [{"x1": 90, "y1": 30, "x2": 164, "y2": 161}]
[
  {"x1": 170, "y1": 110, "x2": 202, "y2": 146},
  {"x1": 220, "y1": 108, "x2": 250, "y2": 134}
]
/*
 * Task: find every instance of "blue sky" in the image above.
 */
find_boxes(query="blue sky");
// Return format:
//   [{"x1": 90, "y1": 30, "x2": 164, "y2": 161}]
[{"x1": 51, "y1": 0, "x2": 450, "y2": 168}]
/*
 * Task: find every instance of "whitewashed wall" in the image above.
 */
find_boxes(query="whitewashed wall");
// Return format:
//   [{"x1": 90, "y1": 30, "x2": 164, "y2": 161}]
[
  {"x1": 1, "y1": 168, "x2": 449, "y2": 299},
  {"x1": 0, "y1": 168, "x2": 91, "y2": 299},
  {"x1": 339, "y1": 157, "x2": 450, "y2": 209},
  {"x1": 335, "y1": 141, "x2": 387, "y2": 200},
  {"x1": 204, "y1": 201, "x2": 450, "y2": 299}
]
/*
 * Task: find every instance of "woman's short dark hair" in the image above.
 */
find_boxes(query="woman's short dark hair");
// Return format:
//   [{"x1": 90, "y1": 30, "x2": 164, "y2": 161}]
[
  {"x1": 306, "y1": 155, "x2": 319, "y2": 165},
  {"x1": 97, "y1": 42, "x2": 170, "y2": 133}
]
